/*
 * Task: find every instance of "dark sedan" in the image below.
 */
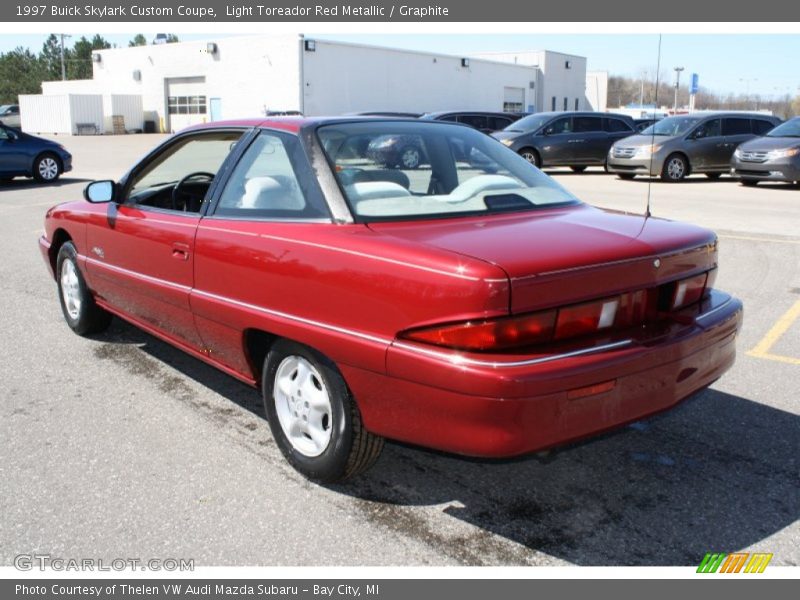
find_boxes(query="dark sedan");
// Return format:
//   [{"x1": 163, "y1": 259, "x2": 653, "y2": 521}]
[
  {"x1": 0, "y1": 125, "x2": 72, "y2": 183},
  {"x1": 731, "y1": 117, "x2": 800, "y2": 186}
]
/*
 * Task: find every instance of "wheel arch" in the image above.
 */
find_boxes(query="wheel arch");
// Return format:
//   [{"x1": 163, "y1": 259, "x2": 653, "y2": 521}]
[
  {"x1": 48, "y1": 228, "x2": 73, "y2": 277},
  {"x1": 243, "y1": 328, "x2": 279, "y2": 384},
  {"x1": 664, "y1": 151, "x2": 692, "y2": 176},
  {"x1": 33, "y1": 150, "x2": 63, "y2": 173}
]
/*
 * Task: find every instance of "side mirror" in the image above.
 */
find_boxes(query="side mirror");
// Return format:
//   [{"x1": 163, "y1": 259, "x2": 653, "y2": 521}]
[{"x1": 84, "y1": 180, "x2": 116, "y2": 203}]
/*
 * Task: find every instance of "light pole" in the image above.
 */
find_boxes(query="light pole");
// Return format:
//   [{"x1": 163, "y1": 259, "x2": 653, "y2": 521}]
[
  {"x1": 739, "y1": 78, "x2": 759, "y2": 110},
  {"x1": 673, "y1": 67, "x2": 685, "y2": 113},
  {"x1": 59, "y1": 33, "x2": 71, "y2": 81},
  {"x1": 639, "y1": 70, "x2": 647, "y2": 108}
]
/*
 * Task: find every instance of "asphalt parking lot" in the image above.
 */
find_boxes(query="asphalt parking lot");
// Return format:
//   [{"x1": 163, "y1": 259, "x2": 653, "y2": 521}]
[{"x1": 1, "y1": 134, "x2": 797, "y2": 567}]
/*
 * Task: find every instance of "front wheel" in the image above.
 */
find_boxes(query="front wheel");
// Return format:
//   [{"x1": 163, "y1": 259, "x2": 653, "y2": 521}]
[
  {"x1": 263, "y1": 340, "x2": 384, "y2": 483},
  {"x1": 617, "y1": 173, "x2": 636, "y2": 180},
  {"x1": 33, "y1": 153, "x2": 62, "y2": 182},
  {"x1": 661, "y1": 154, "x2": 689, "y2": 182},
  {"x1": 519, "y1": 148, "x2": 541, "y2": 168},
  {"x1": 398, "y1": 145, "x2": 421, "y2": 169},
  {"x1": 56, "y1": 242, "x2": 112, "y2": 335}
]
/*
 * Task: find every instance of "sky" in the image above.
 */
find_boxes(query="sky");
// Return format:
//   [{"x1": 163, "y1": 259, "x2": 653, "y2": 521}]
[{"x1": 1, "y1": 32, "x2": 797, "y2": 99}]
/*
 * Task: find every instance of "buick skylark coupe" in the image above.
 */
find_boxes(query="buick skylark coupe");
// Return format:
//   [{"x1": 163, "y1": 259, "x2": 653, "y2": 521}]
[{"x1": 39, "y1": 118, "x2": 742, "y2": 482}]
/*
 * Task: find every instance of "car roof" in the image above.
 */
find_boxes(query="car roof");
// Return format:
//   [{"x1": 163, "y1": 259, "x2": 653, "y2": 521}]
[
  {"x1": 423, "y1": 110, "x2": 520, "y2": 118},
  {"x1": 179, "y1": 116, "x2": 474, "y2": 135},
  {"x1": 664, "y1": 112, "x2": 779, "y2": 120}
]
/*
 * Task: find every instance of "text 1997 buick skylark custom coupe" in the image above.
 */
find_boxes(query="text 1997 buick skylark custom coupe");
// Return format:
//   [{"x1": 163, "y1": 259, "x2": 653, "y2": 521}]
[{"x1": 40, "y1": 118, "x2": 742, "y2": 482}]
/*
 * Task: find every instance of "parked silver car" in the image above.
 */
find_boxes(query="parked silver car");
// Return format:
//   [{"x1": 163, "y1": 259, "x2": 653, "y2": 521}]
[
  {"x1": 607, "y1": 112, "x2": 781, "y2": 182},
  {"x1": 730, "y1": 117, "x2": 800, "y2": 186},
  {"x1": 0, "y1": 104, "x2": 20, "y2": 129}
]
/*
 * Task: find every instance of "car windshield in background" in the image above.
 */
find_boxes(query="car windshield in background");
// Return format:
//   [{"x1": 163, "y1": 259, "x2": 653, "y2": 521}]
[
  {"x1": 641, "y1": 116, "x2": 701, "y2": 137},
  {"x1": 766, "y1": 118, "x2": 800, "y2": 138},
  {"x1": 503, "y1": 114, "x2": 552, "y2": 133},
  {"x1": 316, "y1": 121, "x2": 579, "y2": 221}
]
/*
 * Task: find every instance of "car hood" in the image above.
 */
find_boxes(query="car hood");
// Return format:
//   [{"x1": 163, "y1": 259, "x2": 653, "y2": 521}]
[
  {"x1": 491, "y1": 131, "x2": 525, "y2": 142},
  {"x1": 737, "y1": 136, "x2": 800, "y2": 152},
  {"x1": 613, "y1": 134, "x2": 678, "y2": 147},
  {"x1": 368, "y1": 204, "x2": 717, "y2": 312}
]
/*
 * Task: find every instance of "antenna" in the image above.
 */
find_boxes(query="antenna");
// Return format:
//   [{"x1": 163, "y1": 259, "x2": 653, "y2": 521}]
[{"x1": 645, "y1": 34, "x2": 662, "y2": 219}]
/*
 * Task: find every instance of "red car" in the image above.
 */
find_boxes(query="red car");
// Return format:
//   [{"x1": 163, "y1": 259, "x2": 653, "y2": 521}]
[{"x1": 39, "y1": 118, "x2": 742, "y2": 482}]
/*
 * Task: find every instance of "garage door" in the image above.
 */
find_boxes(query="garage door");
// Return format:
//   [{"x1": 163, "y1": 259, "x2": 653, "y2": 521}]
[
  {"x1": 166, "y1": 77, "x2": 207, "y2": 132},
  {"x1": 503, "y1": 87, "x2": 525, "y2": 112}
]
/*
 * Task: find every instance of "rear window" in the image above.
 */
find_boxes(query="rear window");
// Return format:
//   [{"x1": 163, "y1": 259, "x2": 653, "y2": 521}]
[
  {"x1": 316, "y1": 121, "x2": 579, "y2": 222},
  {"x1": 753, "y1": 119, "x2": 777, "y2": 135},
  {"x1": 606, "y1": 118, "x2": 633, "y2": 132}
]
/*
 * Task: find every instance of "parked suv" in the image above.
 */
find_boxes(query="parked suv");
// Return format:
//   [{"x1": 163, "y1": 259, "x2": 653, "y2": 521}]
[
  {"x1": 492, "y1": 111, "x2": 636, "y2": 171},
  {"x1": 607, "y1": 112, "x2": 782, "y2": 182},
  {"x1": 730, "y1": 116, "x2": 800, "y2": 186}
]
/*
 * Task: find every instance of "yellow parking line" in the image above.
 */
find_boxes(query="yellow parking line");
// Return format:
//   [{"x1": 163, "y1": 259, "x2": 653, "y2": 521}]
[
  {"x1": 718, "y1": 234, "x2": 800, "y2": 245},
  {"x1": 748, "y1": 299, "x2": 800, "y2": 365}
]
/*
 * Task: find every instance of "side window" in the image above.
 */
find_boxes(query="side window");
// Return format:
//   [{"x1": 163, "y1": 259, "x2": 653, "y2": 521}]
[
  {"x1": 573, "y1": 116, "x2": 603, "y2": 133},
  {"x1": 216, "y1": 132, "x2": 329, "y2": 220},
  {"x1": 606, "y1": 118, "x2": 633, "y2": 133},
  {"x1": 752, "y1": 119, "x2": 775, "y2": 135},
  {"x1": 546, "y1": 117, "x2": 572, "y2": 134},
  {"x1": 723, "y1": 118, "x2": 752, "y2": 136},
  {"x1": 693, "y1": 118, "x2": 721, "y2": 139},
  {"x1": 488, "y1": 116, "x2": 513, "y2": 131},
  {"x1": 0, "y1": 128, "x2": 10, "y2": 140},
  {"x1": 458, "y1": 115, "x2": 488, "y2": 130},
  {"x1": 438, "y1": 115, "x2": 460, "y2": 123},
  {"x1": 127, "y1": 131, "x2": 242, "y2": 212}
]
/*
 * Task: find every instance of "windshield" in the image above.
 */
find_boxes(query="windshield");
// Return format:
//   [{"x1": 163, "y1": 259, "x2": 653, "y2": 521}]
[
  {"x1": 503, "y1": 114, "x2": 553, "y2": 133},
  {"x1": 317, "y1": 121, "x2": 579, "y2": 222},
  {"x1": 640, "y1": 116, "x2": 701, "y2": 137},
  {"x1": 766, "y1": 118, "x2": 800, "y2": 138}
]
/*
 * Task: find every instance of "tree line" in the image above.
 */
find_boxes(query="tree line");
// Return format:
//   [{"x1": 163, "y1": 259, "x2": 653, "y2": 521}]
[
  {"x1": 0, "y1": 34, "x2": 179, "y2": 104},
  {"x1": 608, "y1": 73, "x2": 800, "y2": 119}
]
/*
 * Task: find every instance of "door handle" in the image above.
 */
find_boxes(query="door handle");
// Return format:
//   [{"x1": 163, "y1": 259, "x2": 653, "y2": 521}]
[
  {"x1": 171, "y1": 242, "x2": 190, "y2": 261},
  {"x1": 568, "y1": 139, "x2": 586, "y2": 143}
]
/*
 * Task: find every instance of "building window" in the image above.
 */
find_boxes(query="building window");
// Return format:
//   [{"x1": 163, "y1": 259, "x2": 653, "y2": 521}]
[
  {"x1": 551, "y1": 96, "x2": 556, "y2": 111},
  {"x1": 168, "y1": 95, "x2": 207, "y2": 115},
  {"x1": 503, "y1": 101, "x2": 524, "y2": 112},
  {"x1": 563, "y1": 97, "x2": 568, "y2": 110},
  {"x1": 575, "y1": 98, "x2": 579, "y2": 110}
]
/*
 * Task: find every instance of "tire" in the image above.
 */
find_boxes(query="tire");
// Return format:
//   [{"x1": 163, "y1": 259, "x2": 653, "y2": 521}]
[
  {"x1": 519, "y1": 148, "x2": 541, "y2": 168},
  {"x1": 33, "y1": 153, "x2": 62, "y2": 183},
  {"x1": 262, "y1": 340, "x2": 384, "y2": 483},
  {"x1": 661, "y1": 154, "x2": 689, "y2": 182},
  {"x1": 705, "y1": 172, "x2": 722, "y2": 179},
  {"x1": 0, "y1": 177, "x2": 13, "y2": 184},
  {"x1": 570, "y1": 166, "x2": 587, "y2": 173},
  {"x1": 56, "y1": 242, "x2": 112, "y2": 335},
  {"x1": 616, "y1": 173, "x2": 636, "y2": 180},
  {"x1": 740, "y1": 179, "x2": 758, "y2": 187},
  {"x1": 398, "y1": 145, "x2": 421, "y2": 169}
]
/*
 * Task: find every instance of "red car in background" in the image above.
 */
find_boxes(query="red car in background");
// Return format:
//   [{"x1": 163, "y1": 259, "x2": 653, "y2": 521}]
[{"x1": 39, "y1": 118, "x2": 742, "y2": 482}]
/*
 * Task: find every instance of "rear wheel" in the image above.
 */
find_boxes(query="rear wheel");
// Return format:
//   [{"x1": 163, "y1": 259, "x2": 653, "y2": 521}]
[
  {"x1": 661, "y1": 154, "x2": 688, "y2": 182},
  {"x1": 262, "y1": 340, "x2": 384, "y2": 482},
  {"x1": 519, "y1": 148, "x2": 541, "y2": 168},
  {"x1": 33, "y1": 153, "x2": 62, "y2": 183},
  {"x1": 740, "y1": 179, "x2": 759, "y2": 187},
  {"x1": 56, "y1": 242, "x2": 112, "y2": 335},
  {"x1": 570, "y1": 166, "x2": 587, "y2": 173}
]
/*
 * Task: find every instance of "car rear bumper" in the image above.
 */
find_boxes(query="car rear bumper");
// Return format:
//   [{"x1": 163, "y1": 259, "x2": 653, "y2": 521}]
[
  {"x1": 344, "y1": 290, "x2": 741, "y2": 457},
  {"x1": 730, "y1": 158, "x2": 800, "y2": 182}
]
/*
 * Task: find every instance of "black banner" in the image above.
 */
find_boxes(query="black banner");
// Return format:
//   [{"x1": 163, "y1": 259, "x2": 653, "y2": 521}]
[{"x1": 1, "y1": 0, "x2": 799, "y2": 22}]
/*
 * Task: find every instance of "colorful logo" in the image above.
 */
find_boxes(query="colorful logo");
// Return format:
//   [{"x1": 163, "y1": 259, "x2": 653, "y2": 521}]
[{"x1": 697, "y1": 552, "x2": 773, "y2": 573}]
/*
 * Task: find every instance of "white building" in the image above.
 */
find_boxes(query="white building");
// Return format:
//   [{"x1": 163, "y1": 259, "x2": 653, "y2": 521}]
[{"x1": 29, "y1": 35, "x2": 598, "y2": 134}]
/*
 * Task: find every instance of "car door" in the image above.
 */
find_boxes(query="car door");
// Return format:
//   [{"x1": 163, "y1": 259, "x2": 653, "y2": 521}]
[
  {"x1": 0, "y1": 126, "x2": 29, "y2": 175},
  {"x1": 191, "y1": 129, "x2": 334, "y2": 376},
  {"x1": 570, "y1": 115, "x2": 606, "y2": 164},
  {"x1": 686, "y1": 118, "x2": 724, "y2": 170},
  {"x1": 83, "y1": 129, "x2": 245, "y2": 349},
  {"x1": 722, "y1": 117, "x2": 756, "y2": 165},
  {"x1": 538, "y1": 116, "x2": 573, "y2": 166}
]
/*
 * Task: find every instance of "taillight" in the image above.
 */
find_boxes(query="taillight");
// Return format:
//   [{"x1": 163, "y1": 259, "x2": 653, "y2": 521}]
[
  {"x1": 554, "y1": 298, "x2": 619, "y2": 340},
  {"x1": 401, "y1": 310, "x2": 556, "y2": 352},
  {"x1": 671, "y1": 273, "x2": 708, "y2": 310},
  {"x1": 400, "y1": 270, "x2": 714, "y2": 353}
]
